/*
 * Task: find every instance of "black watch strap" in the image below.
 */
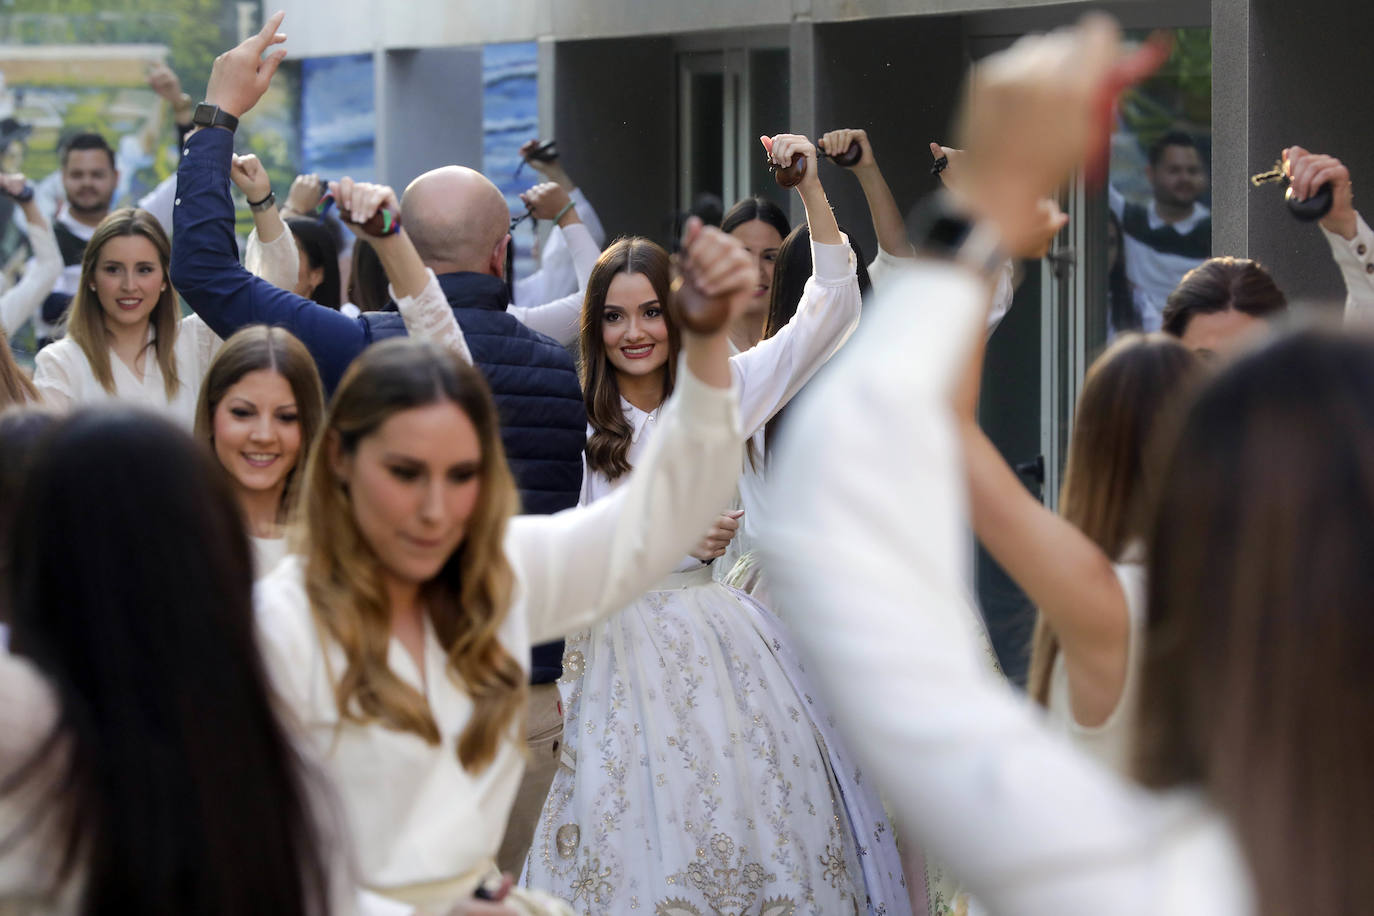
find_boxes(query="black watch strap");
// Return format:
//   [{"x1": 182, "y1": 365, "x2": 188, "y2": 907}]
[
  {"x1": 191, "y1": 103, "x2": 239, "y2": 134},
  {"x1": 911, "y1": 191, "x2": 1007, "y2": 281}
]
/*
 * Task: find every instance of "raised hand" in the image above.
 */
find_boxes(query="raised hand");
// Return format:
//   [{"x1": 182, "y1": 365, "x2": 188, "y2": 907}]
[
  {"x1": 230, "y1": 154, "x2": 272, "y2": 202},
  {"x1": 1284, "y1": 146, "x2": 1356, "y2": 239},
  {"x1": 519, "y1": 138, "x2": 574, "y2": 190},
  {"x1": 283, "y1": 173, "x2": 326, "y2": 215},
  {"x1": 675, "y1": 216, "x2": 758, "y2": 336},
  {"x1": 519, "y1": 181, "x2": 578, "y2": 225},
  {"x1": 0, "y1": 173, "x2": 29, "y2": 199},
  {"x1": 930, "y1": 142, "x2": 969, "y2": 197},
  {"x1": 147, "y1": 63, "x2": 184, "y2": 103},
  {"x1": 204, "y1": 9, "x2": 288, "y2": 118},
  {"x1": 691, "y1": 510, "x2": 744, "y2": 563},
  {"x1": 820, "y1": 128, "x2": 873, "y2": 169},
  {"x1": 762, "y1": 133, "x2": 820, "y2": 191},
  {"x1": 327, "y1": 177, "x2": 400, "y2": 238}
]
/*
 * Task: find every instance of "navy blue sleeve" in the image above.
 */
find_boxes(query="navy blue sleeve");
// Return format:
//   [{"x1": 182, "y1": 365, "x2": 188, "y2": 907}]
[{"x1": 169, "y1": 127, "x2": 369, "y2": 391}]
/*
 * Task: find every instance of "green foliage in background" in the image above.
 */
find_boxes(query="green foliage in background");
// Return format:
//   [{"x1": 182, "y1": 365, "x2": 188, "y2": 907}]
[
  {"x1": 1119, "y1": 28, "x2": 1212, "y2": 153},
  {"x1": 0, "y1": 0, "x2": 300, "y2": 237}
]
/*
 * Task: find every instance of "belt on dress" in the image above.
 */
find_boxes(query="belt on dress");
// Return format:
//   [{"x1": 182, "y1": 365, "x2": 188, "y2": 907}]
[{"x1": 650, "y1": 565, "x2": 714, "y2": 591}]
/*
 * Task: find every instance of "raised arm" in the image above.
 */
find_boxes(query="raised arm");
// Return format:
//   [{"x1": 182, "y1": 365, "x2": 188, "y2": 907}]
[
  {"x1": 511, "y1": 221, "x2": 754, "y2": 644},
  {"x1": 0, "y1": 176, "x2": 62, "y2": 336},
  {"x1": 820, "y1": 128, "x2": 909, "y2": 259},
  {"x1": 230, "y1": 153, "x2": 304, "y2": 291},
  {"x1": 729, "y1": 134, "x2": 860, "y2": 436},
  {"x1": 505, "y1": 180, "x2": 599, "y2": 345},
  {"x1": 170, "y1": 19, "x2": 369, "y2": 391},
  {"x1": 1284, "y1": 145, "x2": 1374, "y2": 322},
  {"x1": 762, "y1": 19, "x2": 1219, "y2": 914}
]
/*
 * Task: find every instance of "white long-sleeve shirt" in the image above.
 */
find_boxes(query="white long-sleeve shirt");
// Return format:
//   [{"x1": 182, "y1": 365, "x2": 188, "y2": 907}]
[
  {"x1": 1319, "y1": 212, "x2": 1374, "y2": 323},
  {"x1": 253, "y1": 361, "x2": 742, "y2": 895},
  {"x1": 761, "y1": 260, "x2": 1255, "y2": 916},
  {"x1": 512, "y1": 187, "x2": 604, "y2": 310},
  {"x1": 505, "y1": 219, "x2": 600, "y2": 346},
  {"x1": 0, "y1": 216, "x2": 62, "y2": 337},
  {"x1": 31, "y1": 229, "x2": 304, "y2": 424}
]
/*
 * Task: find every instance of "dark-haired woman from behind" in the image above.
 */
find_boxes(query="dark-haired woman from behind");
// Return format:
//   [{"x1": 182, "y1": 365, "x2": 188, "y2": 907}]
[
  {"x1": 1161, "y1": 256, "x2": 1287, "y2": 360},
  {"x1": 0, "y1": 408, "x2": 396, "y2": 915},
  {"x1": 287, "y1": 217, "x2": 343, "y2": 311},
  {"x1": 194, "y1": 325, "x2": 325, "y2": 577}
]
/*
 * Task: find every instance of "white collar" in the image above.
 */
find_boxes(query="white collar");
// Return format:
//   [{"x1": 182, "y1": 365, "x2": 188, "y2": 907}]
[{"x1": 1146, "y1": 200, "x2": 1209, "y2": 234}]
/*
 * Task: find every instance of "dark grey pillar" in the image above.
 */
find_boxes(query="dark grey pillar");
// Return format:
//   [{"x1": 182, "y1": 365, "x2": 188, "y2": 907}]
[{"x1": 1213, "y1": 0, "x2": 1374, "y2": 306}]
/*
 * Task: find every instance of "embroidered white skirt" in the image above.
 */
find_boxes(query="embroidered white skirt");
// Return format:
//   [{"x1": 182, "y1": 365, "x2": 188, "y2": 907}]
[{"x1": 524, "y1": 567, "x2": 912, "y2": 916}]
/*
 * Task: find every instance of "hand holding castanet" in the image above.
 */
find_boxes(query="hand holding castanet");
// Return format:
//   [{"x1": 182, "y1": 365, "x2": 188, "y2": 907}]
[{"x1": 671, "y1": 217, "x2": 756, "y2": 335}]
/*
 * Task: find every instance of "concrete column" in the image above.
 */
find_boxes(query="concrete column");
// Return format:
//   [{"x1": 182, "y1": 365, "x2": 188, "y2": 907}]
[
  {"x1": 1213, "y1": 0, "x2": 1374, "y2": 306},
  {"x1": 377, "y1": 47, "x2": 484, "y2": 190}
]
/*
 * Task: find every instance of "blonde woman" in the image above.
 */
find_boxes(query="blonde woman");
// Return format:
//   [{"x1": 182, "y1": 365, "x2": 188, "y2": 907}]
[{"x1": 252, "y1": 224, "x2": 755, "y2": 914}]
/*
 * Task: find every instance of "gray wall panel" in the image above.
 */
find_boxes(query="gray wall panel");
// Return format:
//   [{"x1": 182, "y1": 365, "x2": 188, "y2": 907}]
[
  {"x1": 553, "y1": 37, "x2": 679, "y2": 249},
  {"x1": 378, "y1": 47, "x2": 484, "y2": 191},
  {"x1": 812, "y1": 15, "x2": 968, "y2": 263}
]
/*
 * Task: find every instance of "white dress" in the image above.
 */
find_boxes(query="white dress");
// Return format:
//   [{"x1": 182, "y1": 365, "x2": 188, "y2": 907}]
[
  {"x1": 524, "y1": 238, "x2": 911, "y2": 915},
  {"x1": 253, "y1": 363, "x2": 742, "y2": 910}
]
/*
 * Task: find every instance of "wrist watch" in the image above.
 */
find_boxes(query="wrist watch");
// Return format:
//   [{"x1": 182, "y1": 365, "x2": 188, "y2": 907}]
[
  {"x1": 910, "y1": 191, "x2": 1007, "y2": 282},
  {"x1": 191, "y1": 103, "x2": 239, "y2": 134}
]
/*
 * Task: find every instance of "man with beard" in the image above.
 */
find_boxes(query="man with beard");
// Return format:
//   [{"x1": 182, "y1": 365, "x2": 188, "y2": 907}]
[
  {"x1": 32, "y1": 133, "x2": 120, "y2": 345},
  {"x1": 1109, "y1": 131, "x2": 1211, "y2": 332}
]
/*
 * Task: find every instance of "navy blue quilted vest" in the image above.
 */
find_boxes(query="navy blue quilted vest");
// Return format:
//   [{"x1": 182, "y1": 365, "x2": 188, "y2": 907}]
[{"x1": 362, "y1": 272, "x2": 586, "y2": 683}]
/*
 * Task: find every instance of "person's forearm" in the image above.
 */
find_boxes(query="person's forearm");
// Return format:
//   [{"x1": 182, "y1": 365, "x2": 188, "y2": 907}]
[
  {"x1": 681, "y1": 331, "x2": 734, "y2": 390},
  {"x1": 370, "y1": 230, "x2": 429, "y2": 301},
  {"x1": 855, "y1": 163, "x2": 909, "y2": 257},
  {"x1": 798, "y1": 182, "x2": 842, "y2": 246},
  {"x1": 250, "y1": 203, "x2": 288, "y2": 244}
]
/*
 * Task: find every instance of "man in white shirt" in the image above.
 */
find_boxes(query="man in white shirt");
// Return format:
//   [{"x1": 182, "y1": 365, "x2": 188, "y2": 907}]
[{"x1": 1108, "y1": 131, "x2": 1211, "y2": 331}]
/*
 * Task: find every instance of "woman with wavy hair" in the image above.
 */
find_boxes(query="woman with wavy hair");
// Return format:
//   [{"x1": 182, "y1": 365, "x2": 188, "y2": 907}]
[
  {"x1": 253, "y1": 218, "x2": 754, "y2": 913},
  {"x1": 194, "y1": 325, "x2": 325, "y2": 577}
]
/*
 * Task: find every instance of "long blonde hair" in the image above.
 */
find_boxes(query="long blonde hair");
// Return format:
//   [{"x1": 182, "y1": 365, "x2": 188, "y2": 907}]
[
  {"x1": 194, "y1": 326, "x2": 325, "y2": 525},
  {"x1": 66, "y1": 208, "x2": 181, "y2": 399},
  {"x1": 297, "y1": 338, "x2": 523, "y2": 771},
  {"x1": 1026, "y1": 333, "x2": 1200, "y2": 704}
]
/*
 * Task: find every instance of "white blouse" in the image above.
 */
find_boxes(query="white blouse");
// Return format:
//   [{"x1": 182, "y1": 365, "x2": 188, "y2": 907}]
[
  {"x1": 29, "y1": 229, "x2": 302, "y2": 425},
  {"x1": 253, "y1": 362, "x2": 742, "y2": 895},
  {"x1": 762, "y1": 262, "x2": 1255, "y2": 915},
  {"x1": 582, "y1": 235, "x2": 861, "y2": 524},
  {"x1": 1045, "y1": 560, "x2": 1147, "y2": 775}
]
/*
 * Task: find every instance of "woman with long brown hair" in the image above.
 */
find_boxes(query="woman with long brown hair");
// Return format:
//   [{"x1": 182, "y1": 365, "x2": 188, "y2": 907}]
[
  {"x1": 517, "y1": 135, "x2": 910, "y2": 914},
  {"x1": 0, "y1": 329, "x2": 39, "y2": 410},
  {"x1": 194, "y1": 325, "x2": 325, "y2": 577},
  {"x1": 958, "y1": 332, "x2": 1201, "y2": 772},
  {"x1": 252, "y1": 217, "x2": 755, "y2": 913}
]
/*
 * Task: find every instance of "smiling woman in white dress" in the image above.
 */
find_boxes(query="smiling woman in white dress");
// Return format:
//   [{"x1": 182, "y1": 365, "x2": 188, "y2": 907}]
[{"x1": 511, "y1": 135, "x2": 909, "y2": 915}]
